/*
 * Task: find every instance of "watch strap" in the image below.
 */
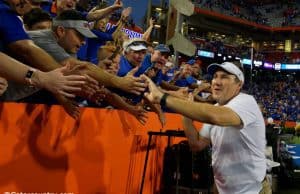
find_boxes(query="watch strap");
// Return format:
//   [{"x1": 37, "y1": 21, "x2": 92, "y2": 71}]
[
  {"x1": 25, "y1": 68, "x2": 37, "y2": 86},
  {"x1": 160, "y1": 93, "x2": 169, "y2": 109}
]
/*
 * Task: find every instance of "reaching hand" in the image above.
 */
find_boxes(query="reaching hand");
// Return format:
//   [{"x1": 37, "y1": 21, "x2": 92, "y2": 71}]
[
  {"x1": 74, "y1": 74, "x2": 99, "y2": 99},
  {"x1": 113, "y1": 0, "x2": 123, "y2": 9},
  {"x1": 55, "y1": 95, "x2": 80, "y2": 120},
  {"x1": 98, "y1": 58, "x2": 112, "y2": 69},
  {"x1": 141, "y1": 75, "x2": 163, "y2": 104},
  {"x1": 121, "y1": 7, "x2": 132, "y2": 19},
  {"x1": 121, "y1": 67, "x2": 147, "y2": 95},
  {"x1": 170, "y1": 87, "x2": 189, "y2": 99},
  {"x1": 61, "y1": 61, "x2": 89, "y2": 75},
  {"x1": 200, "y1": 82, "x2": 211, "y2": 92},
  {"x1": 0, "y1": 77, "x2": 8, "y2": 96},
  {"x1": 89, "y1": 86, "x2": 110, "y2": 105},
  {"x1": 39, "y1": 66, "x2": 87, "y2": 98},
  {"x1": 128, "y1": 105, "x2": 148, "y2": 125},
  {"x1": 149, "y1": 17, "x2": 154, "y2": 27}
]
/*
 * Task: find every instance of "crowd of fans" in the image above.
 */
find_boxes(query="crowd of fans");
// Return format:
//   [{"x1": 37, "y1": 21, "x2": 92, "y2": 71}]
[
  {"x1": 190, "y1": 36, "x2": 252, "y2": 58},
  {"x1": 190, "y1": 0, "x2": 300, "y2": 64},
  {"x1": 245, "y1": 73, "x2": 299, "y2": 123},
  {"x1": 0, "y1": 0, "x2": 298, "y2": 127},
  {"x1": 193, "y1": 0, "x2": 300, "y2": 27},
  {"x1": 189, "y1": 34, "x2": 300, "y2": 64}
]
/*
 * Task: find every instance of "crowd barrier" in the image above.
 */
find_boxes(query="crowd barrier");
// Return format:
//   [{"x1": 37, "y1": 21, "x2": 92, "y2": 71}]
[
  {"x1": 0, "y1": 102, "x2": 296, "y2": 194},
  {"x1": 0, "y1": 102, "x2": 202, "y2": 194}
]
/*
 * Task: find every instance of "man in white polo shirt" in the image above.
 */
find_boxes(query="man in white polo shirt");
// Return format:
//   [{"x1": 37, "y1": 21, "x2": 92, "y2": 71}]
[{"x1": 143, "y1": 61, "x2": 267, "y2": 194}]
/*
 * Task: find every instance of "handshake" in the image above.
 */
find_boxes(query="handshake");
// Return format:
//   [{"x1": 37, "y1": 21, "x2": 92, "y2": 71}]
[{"x1": 38, "y1": 62, "x2": 165, "y2": 120}]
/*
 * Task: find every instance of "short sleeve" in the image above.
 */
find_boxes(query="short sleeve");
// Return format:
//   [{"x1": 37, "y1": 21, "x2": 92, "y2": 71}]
[
  {"x1": 92, "y1": 29, "x2": 113, "y2": 41},
  {"x1": 28, "y1": 30, "x2": 70, "y2": 62},
  {"x1": 199, "y1": 123, "x2": 212, "y2": 139},
  {"x1": 225, "y1": 94, "x2": 260, "y2": 128},
  {"x1": 0, "y1": 11, "x2": 30, "y2": 45}
]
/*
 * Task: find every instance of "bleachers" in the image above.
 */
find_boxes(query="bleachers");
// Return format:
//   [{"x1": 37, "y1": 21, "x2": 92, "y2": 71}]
[{"x1": 192, "y1": 0, "x2": 300, "y2": 27}]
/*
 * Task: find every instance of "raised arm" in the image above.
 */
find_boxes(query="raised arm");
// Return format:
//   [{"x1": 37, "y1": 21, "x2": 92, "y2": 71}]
[
  {"x1": 112, "y1": 7, "x2": 132, "y2": 41},
  {"x1": 86, "y1": 0, "x2": 123, "y2": 21},
  {"x1": 62, "y1": 57, "x2": 147, "y2": 95},
  {"x1": 0, "y1": 52, "x2": 86, "y2": 98},
  {"x1": 142, "y1": 18, "x2": 154, "y2": 41},
  {"x1": 143, "y1": 75, "x2": 242, "y2": 126}
]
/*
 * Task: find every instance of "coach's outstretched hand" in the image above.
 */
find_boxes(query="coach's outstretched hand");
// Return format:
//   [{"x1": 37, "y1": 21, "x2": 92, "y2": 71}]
[{"x1": 142, "y1": 75, "x2": 164, "y2": 104}]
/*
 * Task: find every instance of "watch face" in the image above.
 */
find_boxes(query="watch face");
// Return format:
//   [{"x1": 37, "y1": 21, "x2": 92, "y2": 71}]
[
  {"x1": 25, "y1": 69, "x2": 36, "y2": 86},
  {"x1": 25, "y1": 70, "x2": 34, "y2": 79}
]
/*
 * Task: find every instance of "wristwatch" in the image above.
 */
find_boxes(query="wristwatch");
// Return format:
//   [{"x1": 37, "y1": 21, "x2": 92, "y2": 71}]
[
  {"x1": 25, "y1": 68, "x2": 37, "y2": 86},
  {"x1": 160, "y1": 93, "x2": 169, "y2": 109}
]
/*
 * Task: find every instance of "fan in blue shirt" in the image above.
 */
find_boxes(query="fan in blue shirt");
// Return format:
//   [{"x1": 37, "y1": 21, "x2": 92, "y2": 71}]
[{"x1": 0, "y1": 0, "x2": 31, "y2": 51}]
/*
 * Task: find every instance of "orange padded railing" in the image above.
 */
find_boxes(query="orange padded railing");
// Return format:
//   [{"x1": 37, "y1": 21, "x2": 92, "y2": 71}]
[
  {"x1": 0, "y1": 102, "x2": 295, "y2": 194},
  {"x1": 0, "y1": 102, "x2": 202, "y2": 194}
]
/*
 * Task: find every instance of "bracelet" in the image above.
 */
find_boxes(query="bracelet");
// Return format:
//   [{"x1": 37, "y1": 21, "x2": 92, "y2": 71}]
[{"x1": 160, "y1": 93, "x2": 169, "y2": 108}]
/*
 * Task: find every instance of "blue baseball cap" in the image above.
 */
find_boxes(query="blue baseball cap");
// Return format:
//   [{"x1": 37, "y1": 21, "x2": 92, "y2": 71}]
[
  {"x1": 154, "y1": 44, "x2": 170, "y2": 53},
  {"x1": 186, "y1": 59, "x2": 196, "y2": 65}
]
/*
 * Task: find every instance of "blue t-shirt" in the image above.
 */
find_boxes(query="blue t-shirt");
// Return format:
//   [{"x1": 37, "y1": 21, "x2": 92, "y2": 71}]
[
  {"x1": 137, "y1": 54, "x2": 153, "y2": 76},
  {"x1": 77, "y1": 40, "x2": 88, "y2": 61},
  {"x1": 175, "y1": 75, "x2": 197, "y2": 87},
  {"x1": 0, "y1": 0, "x2": 30, "y2": 51},
  {"x1": 86, "y1": 29, "x2": 114, "y2": 64},
  {"x1": 118, "y1": 54, "x2": 153, "y2": 77},
  {"x1": 117, "y1": 55, "x2": 134, "y2": 77},
  {"x1": 162, "y1": 67, "x2": 176, "y2": 82},
  {"x1": 116, "y1": 55, "x2": 154, "y2": 104},
  {"x1": 152, "y1": 70, "x2": 163, "y2": 85},
  {"x1": 77, "y1": 26, "x2": 117, "y2": 63}
]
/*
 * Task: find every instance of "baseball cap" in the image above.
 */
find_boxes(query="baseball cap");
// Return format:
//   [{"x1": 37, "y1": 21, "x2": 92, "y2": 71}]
[
  {"x1": 52, "y1": 19, "x2": 97, "y2": 38},
  {"x1": 186, "y1": 59, "x2": 195, "y2": 65},
  {"x1": 154, "y1": 44, "x2": 170, "y2": 53},
  {"x1": 207, "y1": 61, "x2": 244, "y2": 82},
  {"x1": 123, "y1": 38, "x2": 147, "y2": 51},
  {"x1": 165, "y1": 61, "x2": 173, "y2": 67}
]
